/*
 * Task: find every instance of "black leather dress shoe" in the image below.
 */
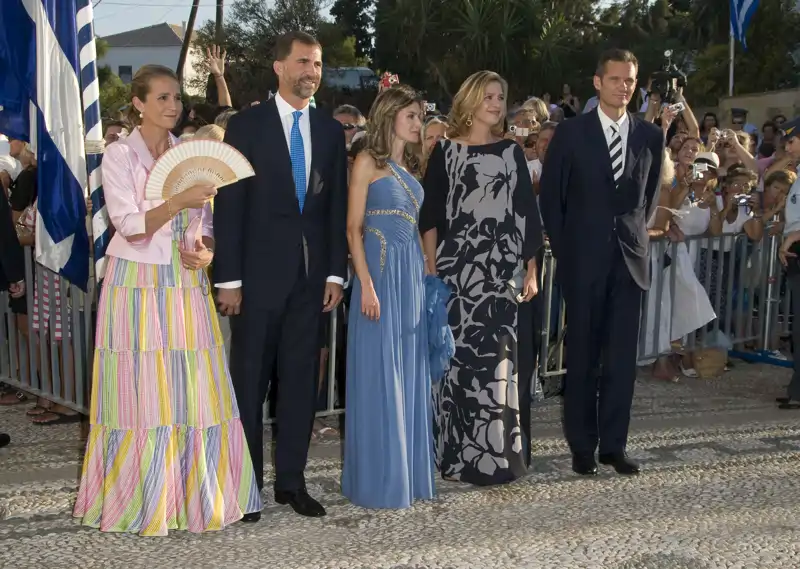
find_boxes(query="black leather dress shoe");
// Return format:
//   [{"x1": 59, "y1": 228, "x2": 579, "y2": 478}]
[
  {"x1": 776, "y1": 396, "x2": 789, "y2": 404},
  {"x1": 599, "y1": 453, "x2": 641, "y2": 475},
  {"x1": 571, "y1": 453, "x2": 598, "y2": 476},
  {"x1": 241, "y1": 511, "x2": 261, "y2": 523},
  {"x1": 275, "y1": 489, "x2": 326, "y2": 517},
  {"x1": 0, "y1": 433, "x2": 9, "y2": 448}
]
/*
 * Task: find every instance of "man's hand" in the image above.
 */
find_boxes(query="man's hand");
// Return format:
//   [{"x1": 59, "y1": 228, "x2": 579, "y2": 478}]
[
  {"x1": 9, "y1": 280, "x2": 24, "y2": 298},
  {"x1": 217, "y1": 287, "x2": 242, "y2": 316},
  {"x1": 322, "y1": 282, "x2": 344, "y2": 313}
]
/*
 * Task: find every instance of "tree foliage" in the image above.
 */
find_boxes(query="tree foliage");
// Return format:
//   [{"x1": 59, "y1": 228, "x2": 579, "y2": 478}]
[
  {"x1": 330, "y1": 0, "x2": 374, "y2": 59},
  {"x1": 373, "y1": 0, "x2": 800, "y2": 105},
  {"x1": 183, "y1": 0, "x2": 800, "y2": 111},
  {"x1": 190, "y1": 0, "x2": 366, "y2": 107}
]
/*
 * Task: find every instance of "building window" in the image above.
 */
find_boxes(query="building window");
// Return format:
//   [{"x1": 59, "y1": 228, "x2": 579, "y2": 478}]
[{"x1": 119, "y1": 66, "x2": 133, "y2": 84}]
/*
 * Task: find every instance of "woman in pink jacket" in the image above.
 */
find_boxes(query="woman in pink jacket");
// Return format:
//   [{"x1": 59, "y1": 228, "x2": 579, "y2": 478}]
[{"x1": 73, "y1": 65, "x2": 261, "y2": 536}]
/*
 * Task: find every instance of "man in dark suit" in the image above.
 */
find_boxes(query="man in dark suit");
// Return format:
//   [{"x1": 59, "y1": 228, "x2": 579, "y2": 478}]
[
  {"x1": 214, "y1": 31, "x2": 348, "y2": 520},
  {"x1": 539, "y1": 49, "x2": 664, "y2": 477},
  {"x1": 0, "y1": 182, "x2": 25, "y2": 449}
]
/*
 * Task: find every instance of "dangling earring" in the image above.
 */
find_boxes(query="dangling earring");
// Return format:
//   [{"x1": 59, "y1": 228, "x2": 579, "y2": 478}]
[
  {"x1": 139, "y1": 111, "x2": 144, "y2": 119},
  {"x1": 466, "y1": 113, "x2": 473, "y2": 127}
]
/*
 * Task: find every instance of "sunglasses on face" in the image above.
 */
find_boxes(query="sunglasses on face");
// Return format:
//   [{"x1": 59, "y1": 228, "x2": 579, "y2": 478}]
[{"x1": 342, "y1": 124, "x2": 358, "y2": 130}]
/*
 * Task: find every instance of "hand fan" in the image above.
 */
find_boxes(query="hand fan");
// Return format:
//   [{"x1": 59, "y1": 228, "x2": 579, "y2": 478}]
[
  {"x1": 144, "y1": 139, "x2": 255, "y2": 201},
  {"x1": 183, "y1": 215, "x2": 202, "y2": 250}
]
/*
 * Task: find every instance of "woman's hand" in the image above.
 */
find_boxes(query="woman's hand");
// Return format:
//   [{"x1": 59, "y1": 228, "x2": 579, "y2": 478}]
[
  {"x1": 206, "y1": 45, "x2": 226, "y2": 77},
  {"x1": 361, "y1": 280, "x2": 380, "y2": 320},
  {"x1": 697, "y1": 187, "x2": 717, "y2": 209},
  {"x1": 175, "y1": 184, "x2": 217, "y2": 210},
  {"x1": 666, "y1": 224, "x2": 685, "y2": 243},
  {"x1": 521, "y1": 269, "x2": 539, "y2": 302},
  {"x1": 179, "y1": 240, "x2": 214, "y2": 270},
  {"x1": 660, "y1": 106, "x2": 678, "y2": 134}
]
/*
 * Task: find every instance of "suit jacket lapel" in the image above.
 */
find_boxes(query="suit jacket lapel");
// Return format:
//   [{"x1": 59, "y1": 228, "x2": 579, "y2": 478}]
[
  {"x1": 623, "y1": 112, "x2": 644, "y2": 179},
  {"x1": 263, "y1": 98, "x2": 297, "y2": 201},
  {"x1": 590, "y1": 109, "x2": 615, "y2": 184}
]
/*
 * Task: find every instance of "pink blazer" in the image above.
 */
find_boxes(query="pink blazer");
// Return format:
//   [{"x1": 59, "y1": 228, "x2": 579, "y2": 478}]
[{"x1": 102, "y1": 128, "x2": 213, "y2": 265}]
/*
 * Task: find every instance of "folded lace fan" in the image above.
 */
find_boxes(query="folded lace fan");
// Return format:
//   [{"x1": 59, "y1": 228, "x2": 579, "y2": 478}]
[{"x1": 144, "y1": 139, "x2": 255, "y2": 201}]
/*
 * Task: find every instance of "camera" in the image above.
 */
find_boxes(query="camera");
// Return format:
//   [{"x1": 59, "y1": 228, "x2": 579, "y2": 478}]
[
  {"x1": 734, "y1": 194, "x2": 751, "y2": 207},
  {"x1": 425, "y1": 102, "x2": 437, "y2": 113},
  {"x1": 509, "y1": 125, "x2": 532, "y2": 138},
  {"x1": 691, "y1": 162, "x2": 708, "y2": 180},
  {"x1": 650, "y1": 50, "x2": 687, "y2": 104}
]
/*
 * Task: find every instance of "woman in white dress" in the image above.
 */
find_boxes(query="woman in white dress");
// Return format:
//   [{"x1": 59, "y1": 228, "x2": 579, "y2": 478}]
[{"x1": 640, "y1": 151, "x2": 717, "y2": 379}]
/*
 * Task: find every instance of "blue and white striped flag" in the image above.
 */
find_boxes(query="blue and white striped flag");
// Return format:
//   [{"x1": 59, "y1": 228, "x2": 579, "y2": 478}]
[
  {"x1": 0, "y1": 0, "x2": 91, "y2": 290},
  {"x1": 77, "y1": 0, "x2": 110, "y2": 283},
  {"x1": 731, "y1": 0, "x2": 760, "y2": 49}
]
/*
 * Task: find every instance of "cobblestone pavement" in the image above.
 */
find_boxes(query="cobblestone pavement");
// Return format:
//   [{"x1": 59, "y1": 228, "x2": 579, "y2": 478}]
[{"x1": 0, "y1": 363, "x2": 798, "y2": 569}]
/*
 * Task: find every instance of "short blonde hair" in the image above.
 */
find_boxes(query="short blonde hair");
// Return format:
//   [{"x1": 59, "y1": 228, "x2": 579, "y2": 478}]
[
  {"x1": 447, "y1": 70, "x2": 508, "y2": 140},
  {"x1": 194, "y1": 124, "x2": 225, "y2": 141},
  {"x1": 520, "y1": 97, "x2": 550, "y2": 125}
]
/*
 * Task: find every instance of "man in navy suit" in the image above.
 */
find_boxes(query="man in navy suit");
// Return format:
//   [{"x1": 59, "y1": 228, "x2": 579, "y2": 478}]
[
  {"x1": 214, "y1": 31, "x2": 348, "y2": 520},
  {"x1": 539, "y1": 49, "x2": 664, "y2": 476}
]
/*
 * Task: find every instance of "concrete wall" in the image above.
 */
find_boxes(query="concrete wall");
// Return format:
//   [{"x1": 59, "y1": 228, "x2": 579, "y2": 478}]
[{"x1": 694, "y1": 88, "x2": 800, "y2": 128}]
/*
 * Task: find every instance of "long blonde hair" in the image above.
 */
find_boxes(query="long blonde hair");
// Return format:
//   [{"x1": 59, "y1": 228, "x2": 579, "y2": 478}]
[
  {"x1": 364, "y1": 84, "x2": 423, "y2": 173},
  {"x1": 447, "y1": 70, "x2": 508, "y2": 140}
]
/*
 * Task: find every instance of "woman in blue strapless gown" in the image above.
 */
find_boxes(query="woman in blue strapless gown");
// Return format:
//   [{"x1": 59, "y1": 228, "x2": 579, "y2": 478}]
[{"x1": 342, "y1": 85, "x2": 436, "y2": 509}]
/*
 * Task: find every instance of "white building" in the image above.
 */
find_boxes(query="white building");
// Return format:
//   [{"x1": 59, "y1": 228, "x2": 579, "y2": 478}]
[{"x1": 98, "y1": 23, "x2": 203, "y2": 95}]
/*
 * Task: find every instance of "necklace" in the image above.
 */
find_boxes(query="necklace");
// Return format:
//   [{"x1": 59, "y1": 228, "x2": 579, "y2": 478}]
[{"x1": 140, "y1": 127, "x2": 173, "y2": 160}]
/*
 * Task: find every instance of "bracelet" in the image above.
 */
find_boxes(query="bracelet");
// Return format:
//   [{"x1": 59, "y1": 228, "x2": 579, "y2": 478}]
[{"x1": 167, "y1": 198, "x2": 174, "y2": 219}]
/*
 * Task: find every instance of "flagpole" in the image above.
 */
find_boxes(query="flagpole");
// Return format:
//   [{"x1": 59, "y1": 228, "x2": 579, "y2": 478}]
[
  {"x1": 76, "y1": 0, "x2": 110, "y2": 283},
  {"x1": 728, "y1": 26, "x2": 734, "y2": 96}
]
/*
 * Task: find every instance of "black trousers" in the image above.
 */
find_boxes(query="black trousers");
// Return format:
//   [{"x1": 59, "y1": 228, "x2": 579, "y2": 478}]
[
  {"x1": 229, "y1": 259, "x2": 322, "y2": 492},
  {"x1": 786, "y1": 274, "x2": 800, "y2": 401},
  {"x1": 562, "y1": 246, "x2": 643, "y2": 455}
]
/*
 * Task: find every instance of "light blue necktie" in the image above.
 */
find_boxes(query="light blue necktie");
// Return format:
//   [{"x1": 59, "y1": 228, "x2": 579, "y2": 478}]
[{"x1": 290, "y1": 110, "x2": 307, "y2": 211}]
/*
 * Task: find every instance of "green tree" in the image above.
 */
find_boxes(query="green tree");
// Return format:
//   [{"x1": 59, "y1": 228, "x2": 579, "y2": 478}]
[
  {"x1": 190, "y1": 0, "x2": 369, "y2": 107},
  {"x1": 330, "y1": 0, "x2": 374, "y2": 59},
  {"x1": 98, "y1": 68, "x2": 130, "y2": 119}
]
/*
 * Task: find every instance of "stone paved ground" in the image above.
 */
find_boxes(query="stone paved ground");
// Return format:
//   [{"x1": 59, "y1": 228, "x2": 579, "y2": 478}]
[{"x1": 0, "y1": 362, "x2": 798, "y2": 569}]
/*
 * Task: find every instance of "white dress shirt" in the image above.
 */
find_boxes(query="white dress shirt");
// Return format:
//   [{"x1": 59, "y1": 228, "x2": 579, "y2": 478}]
[
  {"x1": 216, "y1": 92, "x2": 344, "y2": 289},
  {"x1": 596, "y1": 107, "x2": 629, "y2": 174}
]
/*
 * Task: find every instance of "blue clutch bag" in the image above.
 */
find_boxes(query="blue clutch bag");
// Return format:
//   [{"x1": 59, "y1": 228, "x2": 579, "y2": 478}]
[{"x1": 424, "y1": 275, "x2": 455, "y2": 382}]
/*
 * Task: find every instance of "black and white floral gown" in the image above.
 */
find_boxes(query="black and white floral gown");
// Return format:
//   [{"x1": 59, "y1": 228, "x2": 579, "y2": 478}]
[{"x1": 420, "y1": 138, "x2": 543, "y2": 485}]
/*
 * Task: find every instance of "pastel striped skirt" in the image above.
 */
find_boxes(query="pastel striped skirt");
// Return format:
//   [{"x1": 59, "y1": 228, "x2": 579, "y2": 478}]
[{"x1": 73, "y1": 244, "x2": 262, "y2": 536}]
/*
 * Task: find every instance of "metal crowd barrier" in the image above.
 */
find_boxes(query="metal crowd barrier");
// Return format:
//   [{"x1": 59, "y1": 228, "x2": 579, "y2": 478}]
[
  {"x1": 0, "y1": 246, "x2": 345, "y2": 419},
  {"x1": 1, "y1": 231, "x2": 792, "y2": 417},
  {"x1": 537, "y1": 229, "x2": 794, "y2": 382},
  {"x1": 0, "y1": 248, "x2": 94, "y2": 414}
]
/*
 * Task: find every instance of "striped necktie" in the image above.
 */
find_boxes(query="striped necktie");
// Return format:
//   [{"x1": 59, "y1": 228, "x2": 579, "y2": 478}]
[{"x1": 609, "y1": 123, "x2": 623, "y2": 183}]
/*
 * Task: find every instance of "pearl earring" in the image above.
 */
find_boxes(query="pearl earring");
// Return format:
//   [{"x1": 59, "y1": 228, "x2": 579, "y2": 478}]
[{"x1": 139, "y1": 111, "x2": 144, "y2": 118}]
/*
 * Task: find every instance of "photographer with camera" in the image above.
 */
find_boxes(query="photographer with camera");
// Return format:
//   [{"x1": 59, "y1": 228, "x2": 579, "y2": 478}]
[{"x1": 707, "y1": 127, "x2": 758, "y2": 178}]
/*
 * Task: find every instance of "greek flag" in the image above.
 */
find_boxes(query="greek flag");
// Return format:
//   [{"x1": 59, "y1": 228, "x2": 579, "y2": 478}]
[
  {"x1": 0, "y1": 0, "x2": 91, "y2": 290},
  {"x1": 77, "y1": 0, "x2": 110, "y2": 284},
  {"x1": 730, "y1": 0, "x2": 760, "y2": 49}
]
